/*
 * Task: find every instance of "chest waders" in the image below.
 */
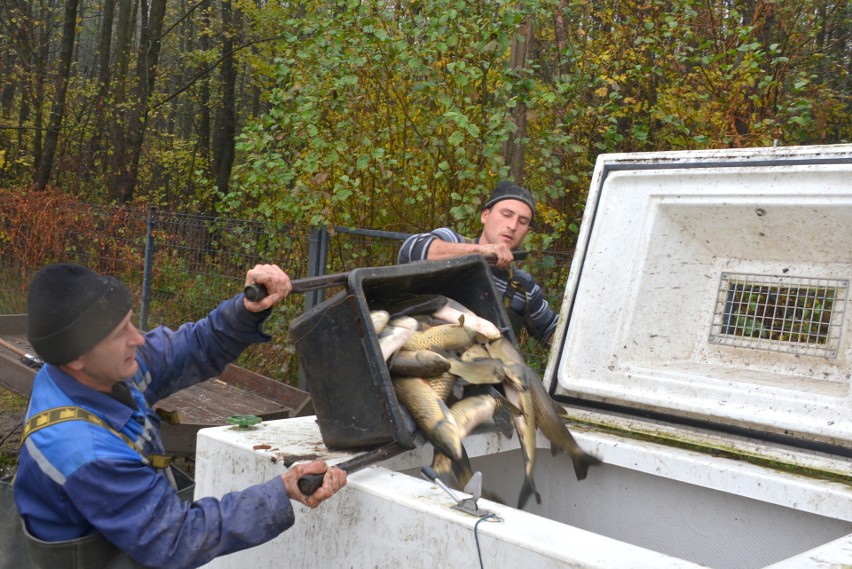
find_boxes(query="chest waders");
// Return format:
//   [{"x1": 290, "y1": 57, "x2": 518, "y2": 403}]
[{"x1": 5, "y1": 407, "x2": 194, "y2": 569}]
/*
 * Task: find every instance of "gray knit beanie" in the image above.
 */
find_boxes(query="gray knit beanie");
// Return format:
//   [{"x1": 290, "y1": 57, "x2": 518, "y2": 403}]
[
  {"x1": 27, "y1": 263, "x2": 133, "y2": 365},
  {"x1": 481, "y1": 181, "x2": 536, "y2": 220}
]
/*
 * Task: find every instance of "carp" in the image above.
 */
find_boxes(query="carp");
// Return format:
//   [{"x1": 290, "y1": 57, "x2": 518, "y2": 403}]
[
  {"x1": 432, "y1": 298, "x2": 502, "y2": 340},
  {"x1": 392, "y1": 376, "x2": 464, "y2": 465},
  {"x1": 388, "y1": 349, "x2": 451, "y2": 378},
  {"x1": 402, "y1": 316, "x2": 484, "y2": 352}
]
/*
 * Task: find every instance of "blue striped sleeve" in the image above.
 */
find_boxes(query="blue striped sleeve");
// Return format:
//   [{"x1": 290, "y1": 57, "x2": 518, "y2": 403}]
[{"x1": 397, "y1": 228, "x2": 466, "y2": 264}]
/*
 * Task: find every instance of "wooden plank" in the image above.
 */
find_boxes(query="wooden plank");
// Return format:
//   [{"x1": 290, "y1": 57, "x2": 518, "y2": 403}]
[
  {"x1": 0, "y1": 358, "x2": 37, "y2": 398},
  {"x1": 0, "y1": 314, "x2": 27, "y2": 337}
]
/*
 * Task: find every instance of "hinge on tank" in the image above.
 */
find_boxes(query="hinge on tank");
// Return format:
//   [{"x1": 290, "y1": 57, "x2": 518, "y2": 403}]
[{"x1": 421, "y1": 467, "x2": 502, "y2": 521}]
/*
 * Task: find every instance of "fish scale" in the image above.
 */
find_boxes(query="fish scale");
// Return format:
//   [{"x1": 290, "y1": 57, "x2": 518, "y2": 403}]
[
  {"x1": 402, "y1": 322, "x2": 481, "y2": 352},
  {"x1": 391, "y1": 376, "x2": 463, "y2": 463}
]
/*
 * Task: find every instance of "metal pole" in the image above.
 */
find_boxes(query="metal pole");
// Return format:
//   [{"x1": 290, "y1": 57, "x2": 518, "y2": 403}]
[
  {"x1": 139, "y1": 206, "x2": 157, "y2": 331},
  {"x1": 304, "y1": 226, "x2": 329, "y2": 312},
  {"x1": 297, "y1": 226, "x2": 329, "y2": 392}
]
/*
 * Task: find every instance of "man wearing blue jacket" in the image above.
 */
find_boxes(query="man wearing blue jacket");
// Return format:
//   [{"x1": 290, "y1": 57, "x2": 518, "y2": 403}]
[
  {"x1": 13, "y1": 262, "x2": 346, "y2": 569},
  {"x1": 398, "y1": 181, "x2": 557, "y2": 345}
]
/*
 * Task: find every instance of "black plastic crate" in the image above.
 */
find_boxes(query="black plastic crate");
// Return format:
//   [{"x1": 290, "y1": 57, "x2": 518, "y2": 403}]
[{"x1": 289, "y1": 255, "x2": 513, "y2": 450}]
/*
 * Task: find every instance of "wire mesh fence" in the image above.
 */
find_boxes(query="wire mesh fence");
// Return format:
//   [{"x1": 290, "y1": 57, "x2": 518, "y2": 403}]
[{"x1": 0, "y1": 192, "x2": 571, "y2": 384}]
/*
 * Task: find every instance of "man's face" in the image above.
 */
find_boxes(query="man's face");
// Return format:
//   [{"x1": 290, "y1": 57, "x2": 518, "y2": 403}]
[
  {"x1": 480, "y1": 199, "x2": 533, "y2": 250},
  {"x1": 68, "y1": 311, "x2": 145, "y2": 392}
]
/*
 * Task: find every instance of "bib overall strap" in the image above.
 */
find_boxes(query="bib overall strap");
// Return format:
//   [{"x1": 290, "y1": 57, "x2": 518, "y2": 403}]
[{"x1": 22, "y1": 407, "x2": 173, "y2": 472}]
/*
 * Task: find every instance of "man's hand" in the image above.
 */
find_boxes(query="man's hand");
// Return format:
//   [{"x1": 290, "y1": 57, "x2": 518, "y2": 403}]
[
  {"x1": 243, "y1": 264, "x2": 292, "y2": 312},
  {"x1": 478, "y1": 243, "x2": 514, "y2": 269},
  {"x1": 282, "y1": 460, "x2": 347, "y2": 509}
]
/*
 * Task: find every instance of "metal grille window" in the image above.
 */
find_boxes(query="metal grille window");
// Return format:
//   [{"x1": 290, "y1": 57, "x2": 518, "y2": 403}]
[{"x1": 709, "y1": 273, "x2": 848, "y2": 357}]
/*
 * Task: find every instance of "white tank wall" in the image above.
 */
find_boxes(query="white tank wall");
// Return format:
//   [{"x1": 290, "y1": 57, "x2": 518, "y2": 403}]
[
  {"x1": 195, "y1": 416, "x2": 852, "y2": 569},
  {"x1": 459, "y1": 451, "x2": 850, "y2": 568}
]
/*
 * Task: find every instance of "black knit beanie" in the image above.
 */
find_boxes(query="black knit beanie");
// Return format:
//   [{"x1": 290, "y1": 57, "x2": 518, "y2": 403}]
[
  {"x1": 481, "y1": 180, "x2": 536, "y2": 220},
  {"x1": 27, "y1": 263, "x2": 133, "y2": 365}
]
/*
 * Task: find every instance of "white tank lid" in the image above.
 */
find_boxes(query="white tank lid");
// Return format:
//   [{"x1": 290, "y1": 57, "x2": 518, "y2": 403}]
[{"x1": 548, "y1": 145, "x2": 852, "y2": 451}]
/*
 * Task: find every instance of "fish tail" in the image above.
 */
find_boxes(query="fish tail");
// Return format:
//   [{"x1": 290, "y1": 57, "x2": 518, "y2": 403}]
[
  {"x1": 452, "y1": 446, "x2": 474, "y2": 489},
  {"x1": 517, "y1": 478, "x2": 541, "y2": 509},
  {"x1": 431, "y1": 452, "x2": 460, "y2": 489},
  {"x1": 571, "y1": 451, "x2": 603, "y2": 482}
]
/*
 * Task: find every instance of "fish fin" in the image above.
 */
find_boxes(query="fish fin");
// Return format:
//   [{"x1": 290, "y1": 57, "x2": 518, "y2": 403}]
[
  {"x1": 431, "y1": 451, "x2": 460, "y2": 489},
  {"x1": 490, "y1": 387, "x2": 523, "y2": 416},
  {"x1": 517, "y1": 479, "x2": 541, "y2": 509},
  {"x1": 492, "y1": 403, "x2": 516, "y2": 438},
  {"x1": 447, "y1": 356, "x2": 505, "y2": 385},
  {"x1": 451, "y1": 445, "x2": 474, "y2": 490},
  {"x1": 572, "y1": 452, "x2": 603, "y2": 482}
]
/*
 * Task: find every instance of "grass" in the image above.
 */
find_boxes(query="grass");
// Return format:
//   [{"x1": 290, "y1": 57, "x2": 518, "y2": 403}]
[
  {"x1": 0, "y1": 264, "x2": 27, "y2": 313},
  {"x1": 1, "y1": 388, "x2": 26, "y2": 412},
  {"x1": 0, "y1": 387, "x2": 26, "y2": 476}
]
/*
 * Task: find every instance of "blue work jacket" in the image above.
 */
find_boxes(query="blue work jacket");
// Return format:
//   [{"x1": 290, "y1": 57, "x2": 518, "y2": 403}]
[{"x1": 14, "y1": 295, "x2": 296, "y2": 569}]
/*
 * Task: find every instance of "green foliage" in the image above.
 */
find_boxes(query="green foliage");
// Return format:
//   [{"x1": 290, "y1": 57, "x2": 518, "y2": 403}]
[
  {"x1": 0, "y1": 0, "x2": 847, "y2": 257},
  {"x1": 227, "y1": 0, "x2": 848, "y2": 258},
  {"x1": 228, "y1": 0, "x2": 519, "y2": 237}
]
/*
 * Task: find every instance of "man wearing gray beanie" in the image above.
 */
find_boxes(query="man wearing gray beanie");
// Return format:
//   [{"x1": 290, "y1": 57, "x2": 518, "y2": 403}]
[
  {"x1": 13, "y1": 263, "x2": 346, "y2": 569},
  {"x1": 397, "y1": 180, "x2": 557, "y2": 346}
]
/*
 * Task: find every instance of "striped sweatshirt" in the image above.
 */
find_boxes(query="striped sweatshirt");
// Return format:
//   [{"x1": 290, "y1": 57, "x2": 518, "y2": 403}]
[{"x1": 397, "y1": 227, "x2": 557, "y2": 344}]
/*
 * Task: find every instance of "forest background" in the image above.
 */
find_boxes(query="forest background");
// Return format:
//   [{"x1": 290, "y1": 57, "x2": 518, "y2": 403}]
[{"x1": 1, "y1": 0, "x2": 848, "y2": 248}]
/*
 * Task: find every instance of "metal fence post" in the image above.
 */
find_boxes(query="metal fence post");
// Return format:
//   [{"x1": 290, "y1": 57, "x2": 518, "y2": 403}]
[
  {"x1": 304, "y1": 226, "x2": 329, "y2": 312},
  {"x1": 296, "y1": 226, "x2": 329, "y2": 393},
  {"x1": 139, "y1": 206, "x2": 157, "y2": 331}
]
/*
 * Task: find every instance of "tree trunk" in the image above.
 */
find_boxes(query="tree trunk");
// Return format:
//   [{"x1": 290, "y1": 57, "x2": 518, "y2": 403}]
[
  {"x1": 89, "y1": 0, "x2": 117, "y2": 165},
  {"x1": 197, "y1": 2, "x2": 212, "y2": 171},
  {"x1": 107, "y1": 0, "x2": 135, "y2": 201},
  {"x1": 212, "y1": 0, "x2": 238, "y2": 209},
  {"x1": 31, "y1": 1, "x2": 52, "y2": 175},
  {"x1": 35, "y1": 0, "x2": 79, "y2": 189},
  {"x1": 503, "y1": 17, "x2": 533, "y2": 183},
  {"x1": 112, "y1": 0, "x2": 168, "y2": 202}
]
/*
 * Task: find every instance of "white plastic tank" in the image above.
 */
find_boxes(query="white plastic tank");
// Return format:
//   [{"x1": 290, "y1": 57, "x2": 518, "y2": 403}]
[{"x1": 197, "y1": 144, "x2": 852, "y2": 569}]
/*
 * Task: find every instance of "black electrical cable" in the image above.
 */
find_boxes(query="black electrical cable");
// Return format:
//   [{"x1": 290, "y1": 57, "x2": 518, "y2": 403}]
[{"x1": 473, "y1": 513, "x2": 497, "y2": 569}]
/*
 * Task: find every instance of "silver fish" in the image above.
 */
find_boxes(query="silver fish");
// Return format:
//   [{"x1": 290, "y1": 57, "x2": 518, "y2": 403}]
[
  {"x1": 446, "y1": 355, "x2": 506, "y2": 386},
  {"x1": 377, "y1": 316, "x2": 418, "y2": 361},
  {"x1": 525, "y1": 364, "x2": 601, "y2": 481},
  {"x1": 489, "y1": 336, "x2": 601, "y2": 482},
  {"x1": 448, "y1": 388, "x2": 521, "y2": 439},
  {"x1": 501, "y1": 365, "x2": 541, "y2": 509},
  {"x1": 370, "y1": 293, "x2": 448, "y2": 319},
  {"x1": 388, "y1": 349, "x2": 451, "y2": 378},
  {"x1": 392, "y1": 376, "x2": 463, "y2": 464},
  {"x1": 370, "y1": 310, "x2": 390, "y2": 335},
  {"x1": 432, "y1": 299, "x2": 502, "y2": 340},
  {"x1": 402, "y1": 315, "x2": 484, "y2": 352}
]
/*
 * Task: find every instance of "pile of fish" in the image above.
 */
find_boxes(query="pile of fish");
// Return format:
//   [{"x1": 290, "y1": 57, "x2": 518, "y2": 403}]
[{"x1": 368, "y1": 293, "x2": 601, "y2": 509}]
